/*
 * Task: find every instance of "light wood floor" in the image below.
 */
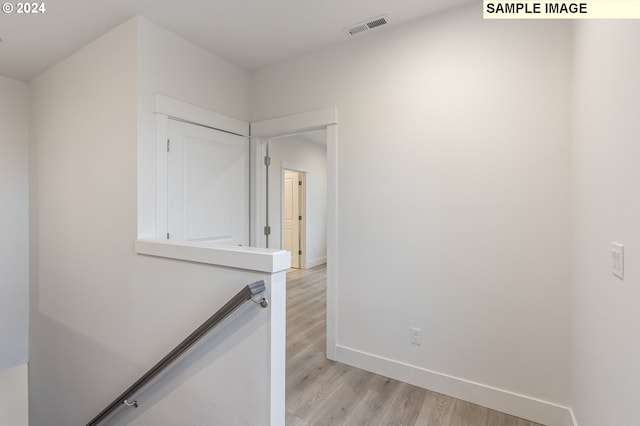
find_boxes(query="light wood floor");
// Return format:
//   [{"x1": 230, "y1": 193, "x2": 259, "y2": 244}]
[{"x1": 285, "y1": 265, "x2": 544, "y2": 426}]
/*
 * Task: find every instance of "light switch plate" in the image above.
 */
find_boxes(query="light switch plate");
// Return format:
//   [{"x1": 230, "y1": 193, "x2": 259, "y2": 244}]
[{"x1": 611, "y1": 242, "x2": 624, "y2": 280}]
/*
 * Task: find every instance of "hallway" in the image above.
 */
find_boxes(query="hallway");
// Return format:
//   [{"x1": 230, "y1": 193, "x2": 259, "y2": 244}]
[{"x1": 285, "y1": 266, "x2": 543, "y2": 425}]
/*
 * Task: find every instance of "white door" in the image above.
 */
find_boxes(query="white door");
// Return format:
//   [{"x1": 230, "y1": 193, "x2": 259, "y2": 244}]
[
  {"x1": 167, "y1": 119, "x2": 249, "y2": 245},
  {"x1": 283, "y1": 170, "x2": 300, "y2": 268}
]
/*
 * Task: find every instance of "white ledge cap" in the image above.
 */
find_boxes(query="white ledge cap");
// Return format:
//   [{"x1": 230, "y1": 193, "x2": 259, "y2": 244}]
[{"x1": 135, "y1": 239, "x2": 291, "y2": 273}]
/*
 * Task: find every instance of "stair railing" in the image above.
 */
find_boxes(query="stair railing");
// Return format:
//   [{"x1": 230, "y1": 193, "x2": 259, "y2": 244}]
[{"x1": 86, "y1": 280, "x2": 268, "y2": 426}]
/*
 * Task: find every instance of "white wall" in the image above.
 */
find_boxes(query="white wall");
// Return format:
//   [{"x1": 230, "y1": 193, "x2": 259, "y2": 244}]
[
  {"x1": 137, "y1": 16, "x2": 251, "y2": 238},
  {"x1": 29, "y1": 17, "x2": 274, "y2": 425},
  {"x1": 572, "y1": 21, "x2": 640, "y2": 426},
  {"x1": 252, "y1": 4, "x2": 572, "y2": 422},
  {"x1": 0, "y1": 75, "x2": 30, "y2": 371},
  {"x1": 0, "y1": 364, "x2": 28, "y2": 426},
  {"x1": 268, "y1": 133, "x2": 327, "y2": 267}
]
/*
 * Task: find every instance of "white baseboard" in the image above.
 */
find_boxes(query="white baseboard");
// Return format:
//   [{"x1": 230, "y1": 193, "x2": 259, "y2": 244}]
[
  {"x1": 569, "y1": 408, "x2": 579, "y2": 426},
  {"x1": 336, "y1": 345, "x2": 574, "y2": 426},
  {"x1": 305, "y1": 256, "x2": 326, "y2": 269}
]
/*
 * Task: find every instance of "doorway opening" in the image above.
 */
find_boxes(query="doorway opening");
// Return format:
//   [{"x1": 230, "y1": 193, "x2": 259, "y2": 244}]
[
  {"x1": 265, "y1": 129, "x2": 327, "y2": 270},
  {"x1": 250, "y1": 107, "x2": 338, "y2": 361},
  {"x1": 265, "y1": 129, "x2": 329, "y2": 419},
  {"x1": 283, "y1": 169, "x2": 305, "y2": 269}
]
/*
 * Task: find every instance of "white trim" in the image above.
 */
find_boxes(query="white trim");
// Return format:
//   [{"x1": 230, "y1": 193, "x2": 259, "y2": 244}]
[
  {"x1": 135, "y1": 239, "x2": 290, "y2": 273},
  {"x1": 325, "y1": 124, "x2": 338, "y2": 361},
  {"x1": 298, "y1": 172, "x2": 307, "y2": 271},
  {"x1": 250, "y1": 138, "x2": 267, "y2": 248},
  {"x1": 305, "y1": 257, "x2": 327, "y2": 269},
  {"x1": 335, "y1": 345, "x2": 575, "y2": 426},
  {"x1": 155, "y1": 94, "x2": 249, "y2": 136},
  {"x1": 280, "y1": 161, "x2": 309, "y2": 174},
  {"x1": 250, "y1": 107, "x2": 338, "y2": 139},
  {"x1": 155, "y1": 114, "x2": 169, "y2": 239},
  {"x1": 268, "y1": 271, "x2": 287, "y2": 426},
  {"x1": 569, "y1": 409, "x2": 579, "y2": 426}
]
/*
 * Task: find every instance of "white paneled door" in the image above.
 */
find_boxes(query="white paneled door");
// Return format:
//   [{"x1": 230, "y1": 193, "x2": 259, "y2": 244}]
[
  {"x1": 283, "y1": 170, "x2": 300, "y2": 268},
  {"x1": 167, "y1": 119, "x2": 249, "y2": 245}
]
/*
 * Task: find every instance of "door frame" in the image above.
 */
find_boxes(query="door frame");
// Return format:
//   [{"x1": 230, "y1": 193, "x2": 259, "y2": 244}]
[{"x1": 250, "y1": 107, "x2": 338, "y2": 360}]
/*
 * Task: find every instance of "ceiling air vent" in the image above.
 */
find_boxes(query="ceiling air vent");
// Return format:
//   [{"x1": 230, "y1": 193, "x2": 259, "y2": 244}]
[
  {"x1": 348, "y1": 24, "x2": 368, "y2": 35},
  {"x1": 346, "y1": 15, "x2": 390, "y2": 36},
  {"x1": 367, "y1": 17, "x2": 388, "y2": 29}
]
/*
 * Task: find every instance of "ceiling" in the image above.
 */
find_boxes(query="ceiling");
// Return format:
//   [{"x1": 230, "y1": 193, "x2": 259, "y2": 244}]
[{"x1": 0, "y1": 0, "x2": 471, "y2": 82}]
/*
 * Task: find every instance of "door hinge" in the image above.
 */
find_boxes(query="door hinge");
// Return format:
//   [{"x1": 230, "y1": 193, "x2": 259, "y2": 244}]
[
  {"x1": 167, "y1": 139, "x2": 170, "y2": 152},
  {"x1": 166, "y1": 232, "x2": 170, "y2": 239},
  {"x1": 299, "y1": 215, "x2": 302, "y2": 221},
  {"x1": 264, "y1": 225, "x2": 271, "y2": 236},
  {"x1": 299, "y1": 181, "x2": 302, "y2": 186},
  {"x1": 264, "y1": 156, "x2": 271, "y2": 167},
  {"x1": 298, "y1": 250, "x2": 302, "y2": 255}
]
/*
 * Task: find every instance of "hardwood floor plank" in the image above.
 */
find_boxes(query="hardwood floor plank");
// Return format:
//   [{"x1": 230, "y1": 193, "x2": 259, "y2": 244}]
[
  {"x1": 338, "y1": 365, "x2": 377, "y2": 396},
  {"x1": 343, "y1": 373, "x2": 404, "y2": 425},
  {"x1": 415, "y1": 390, "x2": 457, "y2": 426},
  {"x1": 343, "y1": 389, "x2": 384, "y2": 426},
  {"x1": 378, "y1": 382, "x2": 426, "y2": 426},
  {"x1": 451, "y1": 399, "x2": 490, "y2": 426},
  {"x1": 290, "y1": 362, "x2": 351, "y2": 421},
  {"x1": 286, "y1": 411, "x2": 310, "y2": 426},
  {"x1": 305, "y1": 381, "x2": 360, "y2": 425},
  {"x1": 286, "y1": 351, "x2": 328, "y2": 391}
]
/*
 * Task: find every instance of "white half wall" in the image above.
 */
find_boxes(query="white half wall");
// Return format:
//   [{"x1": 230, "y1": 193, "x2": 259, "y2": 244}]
[
  {"x1": 29, "y1": 17, "x2": 279, "y2": 425},
  {"x1": 571, "y1": 20, "x2": 640, "y2": 426},
  {"x1": 251, "y1": 3, "x2": 572, "y2": 423},
  {"x1": 0, "y1": 75, "x2": 30, "y2": 371},
  {"x1": 268, "y1": 133, "x2": 327, "y2": 267}
]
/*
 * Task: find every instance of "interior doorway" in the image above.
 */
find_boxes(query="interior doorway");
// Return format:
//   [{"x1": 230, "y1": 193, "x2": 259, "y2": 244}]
[
  {"x1": 250, "y1": 107, "x2": 338, "y2": 360},
  {"x1": 265, "y1": 130, "x2": 327, "y2": 270},
  {"x1": 283, "y1": 169, "x2": 304, "y2": 268},
  {"x1": 265, "y1": 130, "x2": 328, "y2": 418}
]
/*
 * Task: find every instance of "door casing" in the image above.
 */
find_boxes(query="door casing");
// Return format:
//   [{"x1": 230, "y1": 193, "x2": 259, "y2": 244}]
[{"x1": 250, "y1": 107, "x2": 338, "y2": 361}]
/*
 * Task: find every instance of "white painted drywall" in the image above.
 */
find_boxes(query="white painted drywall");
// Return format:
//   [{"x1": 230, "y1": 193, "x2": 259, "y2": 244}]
[
  {"x1": 571, "y1": 21, "x2": 640, "y2": 426},
  {"x1": 0, "y1": 75, "x2": 29, "y2": 371},
  {"x1": 0, "y1": 363, "x2": 28, "y2": 426},
  {"x1": 29, "y1": 17, "x2": 278, "y2": 425},
  {"x1": 136, "y1": 16, "x2": 251, "y2": 238},
  {"x1": 268, "y1": 133, "x2": 327, "y2": 267},
  {"x1": 251, "y1": 2, "x2": 572, "y2": 416}
]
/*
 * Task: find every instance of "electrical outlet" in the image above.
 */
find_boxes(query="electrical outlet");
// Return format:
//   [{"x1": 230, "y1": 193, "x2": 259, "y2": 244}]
[
  {"x1": 611, "y1": 242, "x2": 624, "y2": 280},
  {"x1": 410, "y1": 327, "x2": 421, "y2": 345}
]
